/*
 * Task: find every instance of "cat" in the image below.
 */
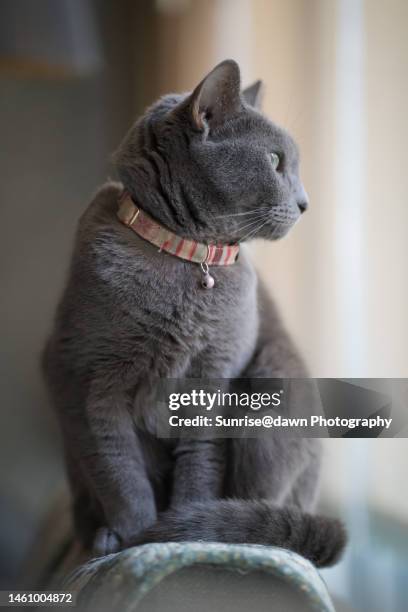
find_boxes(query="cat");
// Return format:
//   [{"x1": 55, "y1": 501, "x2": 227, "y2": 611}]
[{"x1": 42, "y1": 60, "x2": 346, "y2": 567}]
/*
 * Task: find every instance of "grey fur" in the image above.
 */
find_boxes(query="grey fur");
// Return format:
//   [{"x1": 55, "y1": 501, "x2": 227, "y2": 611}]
[{"x1": 43, "y1": 60, "x2": 345, "y2": 567}]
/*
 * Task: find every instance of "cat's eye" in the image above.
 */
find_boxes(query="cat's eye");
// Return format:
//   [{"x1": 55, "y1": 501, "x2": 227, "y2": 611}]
[{"x1": 269, "y1": 152, "x2": 280, "y2": 171}]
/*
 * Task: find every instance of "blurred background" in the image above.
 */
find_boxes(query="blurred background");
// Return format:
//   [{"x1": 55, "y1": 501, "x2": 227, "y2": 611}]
[{"x1": 0, "y1": 0, "x2": 407, "y2": 610}]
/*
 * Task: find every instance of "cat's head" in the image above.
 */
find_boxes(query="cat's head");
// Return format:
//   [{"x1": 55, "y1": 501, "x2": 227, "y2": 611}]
[{"x1": 114, "y1": 59, "x2": 308, "y2": 244}]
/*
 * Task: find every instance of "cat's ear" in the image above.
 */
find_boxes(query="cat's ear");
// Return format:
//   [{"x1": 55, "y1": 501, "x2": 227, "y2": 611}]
[
  {"x1": 186, "y1": 59, "x2": 242, "y2": 130},
  {"x1": 242, "y1": 80, "x2": 264, "y2": 110}
]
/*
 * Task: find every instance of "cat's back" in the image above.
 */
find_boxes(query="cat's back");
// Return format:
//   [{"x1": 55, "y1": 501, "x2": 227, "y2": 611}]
[{"x1": 42, "y1": 182, "x2": 125, "y2": 385}]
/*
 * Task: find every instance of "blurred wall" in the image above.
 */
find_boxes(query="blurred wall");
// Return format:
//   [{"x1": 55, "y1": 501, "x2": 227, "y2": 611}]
[
  {"x1": 365, "y1": 0, "x2": 408, "y2": 376},
  {"x1": 0, "y1": 0, "x2": 147, "y2": 584}
]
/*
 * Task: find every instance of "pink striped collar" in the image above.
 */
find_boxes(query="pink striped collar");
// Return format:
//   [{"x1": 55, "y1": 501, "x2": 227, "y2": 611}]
[{"x1": 117, "y1": 192, "x2": 240, "y2": 267}]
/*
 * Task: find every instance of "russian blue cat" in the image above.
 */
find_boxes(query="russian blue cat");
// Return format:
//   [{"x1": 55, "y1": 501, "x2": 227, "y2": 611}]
[{"x1": 43, "y1": 60, "x2": 345, "y2": 566}]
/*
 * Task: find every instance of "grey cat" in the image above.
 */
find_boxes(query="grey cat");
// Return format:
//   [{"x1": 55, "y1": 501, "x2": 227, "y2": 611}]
[{"x1": 43, "y1": 60, "x2": 346, "y2": 567}]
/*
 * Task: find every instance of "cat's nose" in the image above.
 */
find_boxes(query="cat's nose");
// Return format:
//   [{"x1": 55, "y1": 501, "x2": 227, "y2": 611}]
[
  {"x1": 296, "y1": 184, "x2": 309, "y2": 214},
  {"x1": 298, "y1": 200, "x2": 308, "y2": 214},
  {"x1": 297, "y1": 185, "x2": 309, "y2": 214}
]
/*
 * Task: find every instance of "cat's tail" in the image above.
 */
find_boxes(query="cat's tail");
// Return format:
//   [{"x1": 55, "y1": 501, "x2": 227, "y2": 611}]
[{"x1": 131, "y1": 500, "x2": 346, "y2": 568}]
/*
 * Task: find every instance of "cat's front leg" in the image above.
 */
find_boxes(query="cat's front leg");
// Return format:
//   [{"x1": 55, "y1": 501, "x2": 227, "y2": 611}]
[
  {"x1": 171, "y1": 438, "x2": 225, "y2": 507},
  {"x1": 226, "y1": 280, "x2": 320, "y2": 507},
  {"x1": 69, "y1": 383, "x2": 157, "y2": 555}
]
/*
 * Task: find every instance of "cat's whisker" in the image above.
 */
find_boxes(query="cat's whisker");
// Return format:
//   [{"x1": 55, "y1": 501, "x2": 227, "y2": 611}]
[
  {"x1": 234, "y1": 210, "x2": 270, "y2": 223},
  {"x1": 215, "y1": 208, "x2": 270, "y2": 219},
  {"x1": 239, "y1": 217, "x2": 271, "y2": 242},
  {"x1": 221, "y1": 213, "x2": 270, "y2": 235},
  {"x1": 234, "y1": 212, "x2": 271, "y2": 233}
]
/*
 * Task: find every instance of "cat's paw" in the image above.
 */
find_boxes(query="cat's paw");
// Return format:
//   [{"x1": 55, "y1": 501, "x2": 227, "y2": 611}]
[{"x1": 92, "y1": 527, "x2": 121, "y2": 557}]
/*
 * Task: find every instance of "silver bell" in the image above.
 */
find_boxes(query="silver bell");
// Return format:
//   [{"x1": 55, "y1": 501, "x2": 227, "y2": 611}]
[{"x1": 200, "y1": 263, "x2": 215, "y2": 289}]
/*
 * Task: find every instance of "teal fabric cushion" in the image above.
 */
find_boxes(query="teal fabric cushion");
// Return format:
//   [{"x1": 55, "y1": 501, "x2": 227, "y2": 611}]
[{"x1": 64, "y1": 543, "x2": 335, "y2": 612}]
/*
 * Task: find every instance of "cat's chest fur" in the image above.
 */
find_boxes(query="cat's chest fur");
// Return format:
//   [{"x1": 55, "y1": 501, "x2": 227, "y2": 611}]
[
  {"x1": 108, "y1": 231, "x2": 259, "y2": 380},
  {"x1": 65, "y1": 184, "x2": 259, "y2": 384}
]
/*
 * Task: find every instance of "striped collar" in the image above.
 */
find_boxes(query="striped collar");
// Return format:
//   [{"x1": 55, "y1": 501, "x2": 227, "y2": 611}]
[{"x1": 117, "y1": 192, "x2": 240, "y2": 267}]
